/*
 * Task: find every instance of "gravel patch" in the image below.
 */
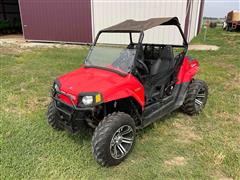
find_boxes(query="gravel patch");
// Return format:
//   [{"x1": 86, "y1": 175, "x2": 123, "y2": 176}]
[{"x1": 0, "y1": 34, "x2": 86, "y2": 49}]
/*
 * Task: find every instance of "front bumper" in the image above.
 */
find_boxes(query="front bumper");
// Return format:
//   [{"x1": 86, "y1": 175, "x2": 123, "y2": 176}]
[{"x1": 51, "y1": 90, "x2": 94, "y2": 132}]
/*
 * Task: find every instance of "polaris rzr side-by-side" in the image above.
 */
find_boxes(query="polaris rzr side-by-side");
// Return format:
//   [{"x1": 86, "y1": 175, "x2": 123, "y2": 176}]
[{"x1": 47, "y1": 17, "x2": 208, "y2": 166}]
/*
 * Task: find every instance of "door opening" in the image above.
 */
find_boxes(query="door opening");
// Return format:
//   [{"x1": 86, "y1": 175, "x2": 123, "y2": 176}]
[{"x1": 0, "y1": 0, "x2": 22, "y2": 35}]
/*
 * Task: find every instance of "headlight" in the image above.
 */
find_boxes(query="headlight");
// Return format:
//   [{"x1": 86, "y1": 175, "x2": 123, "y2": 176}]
[
  {"x1": 82, "y1": 96, "x2": 93, "y2": 105},
  {"x1": 78, "y1": 93, "x2": 102, "y2": 107},
  {"x1": 53, "y1": 80, "x2": 60, "y2": 92},
  {"x1": 54, "y1": 83, "x2": 60, "y2": 92}
]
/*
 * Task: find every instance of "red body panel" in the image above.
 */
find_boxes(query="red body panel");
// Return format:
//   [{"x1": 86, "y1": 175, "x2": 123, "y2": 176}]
[
  {"x1": 176, "y1": 57, "x2": 199, "y2": 84},
  {"x1": 58, "y1": 66, "x2": 145, "y2": 108},
  {"x1": 57, "y1": 57, "x2": 198, "y2": 109}
]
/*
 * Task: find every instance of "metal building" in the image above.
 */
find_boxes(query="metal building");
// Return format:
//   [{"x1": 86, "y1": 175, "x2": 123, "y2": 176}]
[
  {"x1": 18, "y1": 0, "x2": 92, "y2": 43},
  {"x1": 15, "y1": 0, "x2": 204, "y2": 44}
]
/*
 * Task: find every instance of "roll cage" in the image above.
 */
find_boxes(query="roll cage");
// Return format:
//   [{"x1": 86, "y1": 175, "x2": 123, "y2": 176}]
[
  {"x1": 93, "y1": 17, "x2": 188, "y2": 48},
  {"x1": 87, "y1": 17, "x2": 188, "y2": 76}
]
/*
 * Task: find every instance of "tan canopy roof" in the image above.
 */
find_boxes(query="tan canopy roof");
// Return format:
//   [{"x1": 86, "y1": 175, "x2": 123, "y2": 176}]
[{"x1": 102, "y1": 17, "x2": 180, "y2": 32}]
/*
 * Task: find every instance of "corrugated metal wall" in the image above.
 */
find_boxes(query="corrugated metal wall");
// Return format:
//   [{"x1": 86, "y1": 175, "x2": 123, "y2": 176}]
[
  {"x1": 19, "y1": 0, "x2": 92, "y2": 43},
  {"x1": 187, "y1": 0, "x2": 201, "y2": 42},
  {"x1": 92, "y1": 0, "x2": 188, "y2": 45},
  {"x1": 92, "y1": 0, "x2": 201, "y2": 45}
]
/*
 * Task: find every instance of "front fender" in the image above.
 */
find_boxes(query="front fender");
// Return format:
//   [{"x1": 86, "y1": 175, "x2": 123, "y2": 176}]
[{"x1": 102, "y1": 74, "x2": 145, "y2": 109}]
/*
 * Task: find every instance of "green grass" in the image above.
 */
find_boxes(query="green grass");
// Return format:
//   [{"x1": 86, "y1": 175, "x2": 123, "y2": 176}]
[{"x1": 1, "y1": 28, "x2": 240, "y2": 179}]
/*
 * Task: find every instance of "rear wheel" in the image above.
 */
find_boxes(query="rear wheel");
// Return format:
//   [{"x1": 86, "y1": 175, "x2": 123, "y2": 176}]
[
  {"x1": 181, "y1": 79, "x2": 208, "y2": 115},
  {"x1": 47, "y1": 101, "x2": 64, "y2": 130},
  {"x1": 92, "y1": 112, "x2": 136, "y2": 166}
]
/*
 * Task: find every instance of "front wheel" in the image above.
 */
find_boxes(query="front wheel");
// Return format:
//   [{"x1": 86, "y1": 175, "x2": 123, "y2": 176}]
[
  {"x1": 181, "y1": 79, "x2": 208, "y2": 115},
  {"x1": 92, "y1": 112, "x2": 136, "y2": 167},
  {"x1": 47, "y1": 101, "x2": 64, "y2": 130}
]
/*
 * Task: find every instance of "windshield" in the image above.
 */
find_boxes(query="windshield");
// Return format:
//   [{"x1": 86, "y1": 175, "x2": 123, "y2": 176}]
[{"x1": 85, "y1": 45, "x2": 136, "y2": 74}]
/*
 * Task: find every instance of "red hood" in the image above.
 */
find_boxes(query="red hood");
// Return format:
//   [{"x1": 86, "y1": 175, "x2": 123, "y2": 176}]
[
  {"x1": 57, "y1": 66, "x2": 144, "y2": 107},
  {"x1": 58, "y1": 67, "x2": 128, "y2": 96}
]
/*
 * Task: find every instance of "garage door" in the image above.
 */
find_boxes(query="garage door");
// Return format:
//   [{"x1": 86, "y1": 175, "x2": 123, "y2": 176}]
[{"x1": 19, "y1": 0, "x2": 92, "y2": 43}]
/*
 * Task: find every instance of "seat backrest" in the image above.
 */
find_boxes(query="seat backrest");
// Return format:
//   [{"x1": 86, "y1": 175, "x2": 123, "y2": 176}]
[
  {"x1": 160, "y1": 45, "x2": 174, "y2": 69},
  {"x1": 150, "y1": 46, "x2": 174, "y2": 76},
  {"x1": 150, "y1": 58, "x2": 162, "y2": 75}
]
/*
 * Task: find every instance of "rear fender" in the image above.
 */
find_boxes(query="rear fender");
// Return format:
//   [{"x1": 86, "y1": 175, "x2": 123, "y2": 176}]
[{"x1": 176, "y1": 57, "x2": 199, "y2": 84}]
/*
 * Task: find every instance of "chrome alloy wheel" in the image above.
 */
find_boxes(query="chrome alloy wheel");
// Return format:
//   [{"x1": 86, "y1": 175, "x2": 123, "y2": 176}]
[
  {"x1": 195, "y1": 87, "x2": 206, "y2": 110},
  {"x1": 110, "y1": 125, "x2": 134, "y2": 159}
]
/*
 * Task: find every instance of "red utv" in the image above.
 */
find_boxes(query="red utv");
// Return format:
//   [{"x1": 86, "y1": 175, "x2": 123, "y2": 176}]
[{"x1": 47, "y1": 17, "x2": 208, "y2": 166}]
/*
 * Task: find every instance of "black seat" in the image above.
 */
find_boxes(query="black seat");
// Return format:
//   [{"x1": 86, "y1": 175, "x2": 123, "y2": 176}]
[
  {"x1": 150, "y1": 58, "x2": 162, "y2": 75},
  {"x1": 144, "y1": 46, "x2": 175, "y2": 101},
  {"x1": 150, "y1": 46, "x2": 174, "y2": 84}
]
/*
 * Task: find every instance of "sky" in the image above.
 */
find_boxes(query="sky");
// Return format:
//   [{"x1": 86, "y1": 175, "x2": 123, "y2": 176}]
[{"x1": 204, "y1": 0, "x2": 240, "y2": 18}]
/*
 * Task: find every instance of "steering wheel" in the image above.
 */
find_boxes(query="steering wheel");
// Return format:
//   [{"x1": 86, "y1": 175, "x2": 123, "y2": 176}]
[{"x1": 136, "y1": 59, "x2": 149, "y2": 74}]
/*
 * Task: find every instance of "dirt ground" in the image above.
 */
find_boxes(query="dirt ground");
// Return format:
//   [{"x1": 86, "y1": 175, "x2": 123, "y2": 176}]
[
  {"x1": 0, "y1": 34, "x2": 85, "y2": 50},
  {"x1": 188, "y1": 44, "x2": 219, "y2": 51}
]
